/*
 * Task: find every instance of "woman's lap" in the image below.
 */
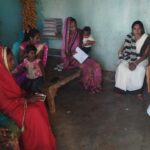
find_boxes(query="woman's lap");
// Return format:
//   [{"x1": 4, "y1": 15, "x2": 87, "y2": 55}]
[
  {"x1": 115, "y1": 61, "x2": 146, "y2": 92},
  {"x1": 22, "y1": 77, "x2": 44, "y2": 93},
  {"x1": 21, "y1": 101, "x2": 55, "y2": 150}
]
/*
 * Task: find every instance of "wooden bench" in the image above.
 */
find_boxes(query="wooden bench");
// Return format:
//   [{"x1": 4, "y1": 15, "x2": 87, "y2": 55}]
[
  {"x1": 44, "y1": 69, "x2": 81, "y2": 113},
  {"x1": 44, "y1": 56, "x2": 81, "y2": 113}
]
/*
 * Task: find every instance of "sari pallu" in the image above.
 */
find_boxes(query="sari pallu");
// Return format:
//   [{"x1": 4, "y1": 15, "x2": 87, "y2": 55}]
[
  {"x1": 0, "y1": 46, "x2": 56, "y2": 150},
  {"x1": 61, "y1": 17, "x2": 102, "y2": 93},
  {"x1": 61, "y1": 17, "x2": 82, "y2": 69}
]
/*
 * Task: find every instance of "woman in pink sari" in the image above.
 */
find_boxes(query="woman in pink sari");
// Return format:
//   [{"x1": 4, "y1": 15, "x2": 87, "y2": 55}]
[
  {"x1": 20, "y1": 28, "x2": 48, "y2": 66},
  {"x1": 61, "y1": 17, "x2": 102, "y2": 93},
  {"x1": 0, "y1": 46, "x2": 56, "y2": 150},
  {"x1": 14, "y1": 28, "x2": 48, "y2": 85}
]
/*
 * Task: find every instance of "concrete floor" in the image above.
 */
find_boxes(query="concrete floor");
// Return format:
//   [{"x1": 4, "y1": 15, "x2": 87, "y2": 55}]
[
  {"x1": 49, "y1": 79, "x2": 150, "y2": 150},
  {"x1": 46, "y1": 56, "x2": 150, "y2": 150}
]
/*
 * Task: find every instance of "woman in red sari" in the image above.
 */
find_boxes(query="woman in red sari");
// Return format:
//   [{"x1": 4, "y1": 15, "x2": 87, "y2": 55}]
[
  {"x1": 61, "y1": 17, "x2": 102, "y2": 93},
  {"x1": 0, "y1": 46, "x2": 56, "y2": 150}
]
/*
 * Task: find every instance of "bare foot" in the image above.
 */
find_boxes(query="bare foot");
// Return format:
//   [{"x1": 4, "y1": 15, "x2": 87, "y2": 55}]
[
  {"x1": 115, "y1": 92, "x2": 123, "y2": 97},
  {"x1": 137, "y1": 94, "x2": 144, "y2": 101},
  {"x1": 113, "y1": 90, "x2": 123, "y2": 97}
]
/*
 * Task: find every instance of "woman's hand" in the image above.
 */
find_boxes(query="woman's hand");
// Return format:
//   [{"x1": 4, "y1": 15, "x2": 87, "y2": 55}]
[
  {"x1": 129, "y1": 62, "x2": 137, "y2": 71},
  {"x1": 86, "y1": 40, "x2": 92, "y2": 45},
  {"x1": 82, "y1": 43, "x2": 88, "y2": 47},
  {"x1": 26, "y1": 94, "x2": 42, "y2": 103}
]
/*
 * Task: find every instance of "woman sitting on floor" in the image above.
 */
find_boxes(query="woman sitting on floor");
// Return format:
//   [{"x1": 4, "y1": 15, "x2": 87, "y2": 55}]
[
  {"x1": 61, "y1": 17, "x2": 102, "y2": 93},
  {"x1": 114, "y1": 20, "x2": 150, "y2": 100},
  {"x1": 0, "y1": 46, "x2": 56, "y2": 150}
]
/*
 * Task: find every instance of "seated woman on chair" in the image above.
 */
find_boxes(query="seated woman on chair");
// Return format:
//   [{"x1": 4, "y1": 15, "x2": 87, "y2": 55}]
[
  {"x1": 0, "y1": 46, "x2": 56, "y2": 150},
  {"x1": 114, "y1": 20, "x2": 150, "y2": 100}
]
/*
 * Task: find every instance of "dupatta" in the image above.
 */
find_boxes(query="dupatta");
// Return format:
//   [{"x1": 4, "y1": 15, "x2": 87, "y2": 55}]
[
  {"x1": 61, "y1": 17, "x2": 82, "y2": 67},
  {"x1": 0, "y1": 46, "x2": 24, "y2": 127}
]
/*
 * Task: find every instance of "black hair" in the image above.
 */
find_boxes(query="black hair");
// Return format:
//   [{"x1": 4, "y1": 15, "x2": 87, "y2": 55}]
[
  {"x1": 6, "y1": 47, "x2": 13, "y2": 55},
  {"x1": 69, "y1": 17, "x2": 77, "y2": 25},
  {"x1": 83, "y1": 26, "x2": 91, "y2": 34},
  {"x1": 25, "y1": 44, "x2": 37, "y2": 54},
  {"x1": 132, "y1": 20, "x2": 145, "y2": 35},
  {"x1": 23, "y1": 28, "x2": 40, "y2": 42},
  {"x1": 23, "y1": 32, "x2": 29, "y2": 42}
]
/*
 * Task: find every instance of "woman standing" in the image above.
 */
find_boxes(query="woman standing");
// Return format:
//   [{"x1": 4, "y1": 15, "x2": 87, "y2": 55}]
[
  {"x1": 115, "y1": 21, "x2": 150, "y2": 99},
  {"x1": 0, "y1": 46, "x2": 56, "y2": 150},
  {"x1": 61, "y1": 17, "x2": 102, "y2": 93}
]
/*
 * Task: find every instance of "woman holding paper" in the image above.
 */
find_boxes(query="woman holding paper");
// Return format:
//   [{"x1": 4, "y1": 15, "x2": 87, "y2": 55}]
[{"x1": 61, "y1": 17, "x2": 102, "y2": 93}]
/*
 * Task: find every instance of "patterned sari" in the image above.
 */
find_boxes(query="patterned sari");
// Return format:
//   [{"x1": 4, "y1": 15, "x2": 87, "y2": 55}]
[{"x1": 61, "y1": 17, "x2": 102, "y2": 93}]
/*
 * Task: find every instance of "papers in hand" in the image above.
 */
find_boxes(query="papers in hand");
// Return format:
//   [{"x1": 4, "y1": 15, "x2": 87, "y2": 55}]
[{"x1": 73, "y1": 47, "x2": 88, "y2": 64}]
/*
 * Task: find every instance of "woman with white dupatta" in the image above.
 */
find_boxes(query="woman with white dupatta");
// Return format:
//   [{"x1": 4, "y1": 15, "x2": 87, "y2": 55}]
[{"x1": 114, "y1": 21, "x2": 150, "y2": 100}]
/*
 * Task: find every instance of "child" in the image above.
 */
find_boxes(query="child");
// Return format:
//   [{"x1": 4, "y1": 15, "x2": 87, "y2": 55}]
[
  {"x1": 15, "y1": 44, "x2": 45, "y2": 94},
  {"x1": 82, "y1": 26, "x2": 95, "y2": 54},
  {"x1": 20, "y1": 28, "x2": 48, "y2": 66}
]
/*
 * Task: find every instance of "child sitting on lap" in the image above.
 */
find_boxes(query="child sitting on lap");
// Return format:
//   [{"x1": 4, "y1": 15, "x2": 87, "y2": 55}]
[
  {"x1": 15, "y1": 44, "x2": 45, "y2": 94},
  {"x1": 82, "y1": 26, "x2": 95, "y2": 54}
]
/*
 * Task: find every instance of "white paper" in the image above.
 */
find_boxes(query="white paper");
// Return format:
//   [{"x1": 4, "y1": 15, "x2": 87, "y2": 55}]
[{"x1": 73, "y1": 47, "x2": 88, "y2": 64}]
